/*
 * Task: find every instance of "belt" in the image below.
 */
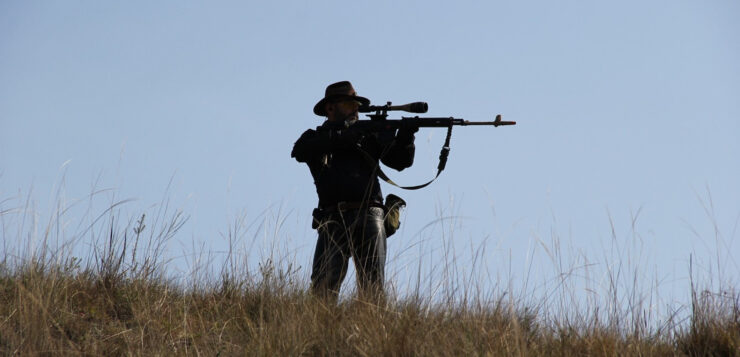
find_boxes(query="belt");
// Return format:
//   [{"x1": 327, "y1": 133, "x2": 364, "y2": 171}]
[{"x1": 321, "y1": 200, "x2": 384, "y2": 213}]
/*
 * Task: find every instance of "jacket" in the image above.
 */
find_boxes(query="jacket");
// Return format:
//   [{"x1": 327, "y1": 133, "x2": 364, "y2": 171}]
[{"x1": 291, "y1": 120, "x2": 415, "y2": 208}]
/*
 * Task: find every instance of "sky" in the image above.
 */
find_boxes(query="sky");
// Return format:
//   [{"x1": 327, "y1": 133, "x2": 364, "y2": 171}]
[{"x1": 1, "y1": 1, "x2": 739, "y2": 313}]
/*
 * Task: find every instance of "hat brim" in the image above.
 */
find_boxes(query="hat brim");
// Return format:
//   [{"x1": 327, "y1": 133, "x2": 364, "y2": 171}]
[{"x1": 313, "y1": 94, "x2": 370, "y2": 116}]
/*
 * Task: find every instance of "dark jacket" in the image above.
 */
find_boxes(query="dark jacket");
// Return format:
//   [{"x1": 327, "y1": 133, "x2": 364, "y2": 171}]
[{"x1": 291, "y1": 120, "x2": 416, "y2": 208}]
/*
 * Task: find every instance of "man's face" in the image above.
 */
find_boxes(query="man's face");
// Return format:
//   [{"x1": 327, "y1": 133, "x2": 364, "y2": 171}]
[{"x1": 327, "y1": 99, "x2": 360, "y2": 123}]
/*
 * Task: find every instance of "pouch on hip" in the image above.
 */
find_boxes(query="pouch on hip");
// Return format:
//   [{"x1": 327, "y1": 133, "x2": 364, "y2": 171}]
[{"x1": 383, "y1": 194, "x2": 406, "y2": 238}]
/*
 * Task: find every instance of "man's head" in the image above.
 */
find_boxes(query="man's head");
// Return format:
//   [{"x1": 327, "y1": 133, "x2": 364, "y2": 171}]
[{"x1": 313, "y1": 81, "x2": 370, "y2": 122}]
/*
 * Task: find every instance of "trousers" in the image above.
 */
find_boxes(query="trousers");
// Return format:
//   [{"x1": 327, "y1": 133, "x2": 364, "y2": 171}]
[{"x1": 310, "y1": 207, "x2": 386, "y2": 300}]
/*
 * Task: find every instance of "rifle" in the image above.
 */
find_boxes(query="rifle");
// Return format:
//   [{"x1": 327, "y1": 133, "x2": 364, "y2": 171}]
[
  {"x1": 354, "y1": 101, "x2": 516, "y2": 130},
  {"x1": 350, "y1": 101, "x2": 516, "y2": 190}
]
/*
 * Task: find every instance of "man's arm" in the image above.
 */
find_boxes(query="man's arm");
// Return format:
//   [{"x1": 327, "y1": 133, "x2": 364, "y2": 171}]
[{"x1": 380, "y1": 127, "x2": 417, "y2": 171}]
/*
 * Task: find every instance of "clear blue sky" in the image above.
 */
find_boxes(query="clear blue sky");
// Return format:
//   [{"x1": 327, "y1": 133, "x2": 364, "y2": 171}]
[{"x1": 1, "y1": 1, "x2": 738, "y2": 311}]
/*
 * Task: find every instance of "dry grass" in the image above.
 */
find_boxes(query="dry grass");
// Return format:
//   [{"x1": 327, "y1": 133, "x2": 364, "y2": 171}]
[
  {"x1": 0, "y1": 191, "x2": 738, "y2": 355},
  {"x1": 1, "y1": 252, "x2": 737, "y2": 355}
]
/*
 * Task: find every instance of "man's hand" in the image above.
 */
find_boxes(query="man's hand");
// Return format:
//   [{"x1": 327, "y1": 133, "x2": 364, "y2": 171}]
[{"x1": 395, "y1": 126, "x2": 419, "y2": 145}]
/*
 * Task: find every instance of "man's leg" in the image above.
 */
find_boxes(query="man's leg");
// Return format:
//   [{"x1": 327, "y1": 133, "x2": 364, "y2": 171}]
[
  {"x1": 310, "y1": 220, "x2": 351, "y2": 301},
  {"x1": 351, "y1": 207, "x2": 387, "y2": 298}
]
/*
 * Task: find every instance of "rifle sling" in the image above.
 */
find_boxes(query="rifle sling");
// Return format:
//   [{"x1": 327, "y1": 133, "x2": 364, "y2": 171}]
[{"x1": 360, "y1": 125, "x2": 453, "y2": 191}]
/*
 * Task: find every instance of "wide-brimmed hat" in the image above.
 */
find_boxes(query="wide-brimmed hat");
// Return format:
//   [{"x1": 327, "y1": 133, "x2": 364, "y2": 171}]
[{"x1": 313, "y1": 81, "x2": 370, "y2": 116}]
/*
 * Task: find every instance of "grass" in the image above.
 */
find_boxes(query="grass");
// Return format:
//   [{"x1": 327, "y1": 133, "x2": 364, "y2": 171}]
[{"x1": 0, "y1": 189, "x2": 738, "y2": 355}]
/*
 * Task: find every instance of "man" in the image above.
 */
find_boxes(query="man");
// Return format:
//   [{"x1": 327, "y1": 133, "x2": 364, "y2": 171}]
[{"x1": 291, "y1": 81, "x2": 417, "y2": 300}]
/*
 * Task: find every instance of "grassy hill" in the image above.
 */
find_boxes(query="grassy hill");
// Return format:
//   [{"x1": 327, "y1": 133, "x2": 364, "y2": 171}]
[
  {"x1": 0, "y1": 199, "x2": 737, "y2": 355},
  {"x1": 1, "y1": 253, "x2": 737, "y2": 355}
]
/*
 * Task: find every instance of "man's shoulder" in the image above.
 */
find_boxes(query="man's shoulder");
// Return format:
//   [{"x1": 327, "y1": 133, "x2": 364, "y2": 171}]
[
  {"x1": 297, "y1": 127, "x2": 318, "y2": 136},
  {"x1": 294, "y1": 126, "x2": 325, "y2": 144},
  {"x1": 299, "y1": 121, "x2": 341, "y2": 135}
]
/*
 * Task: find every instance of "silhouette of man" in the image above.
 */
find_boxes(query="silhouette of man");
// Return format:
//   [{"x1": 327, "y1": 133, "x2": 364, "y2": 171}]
[{"x1": 291, "y1": 81, "x2": 417, "y2": 301}]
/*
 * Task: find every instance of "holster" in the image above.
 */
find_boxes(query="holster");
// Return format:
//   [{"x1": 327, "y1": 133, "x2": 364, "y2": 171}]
[{"x1": 311, "y1": 208, "x2": 326, "y2": 230}]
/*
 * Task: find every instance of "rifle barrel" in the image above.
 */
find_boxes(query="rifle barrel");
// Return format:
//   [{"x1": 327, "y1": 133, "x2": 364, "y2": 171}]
[
  {"x1": 401, "y1": 115, "x2": 516, "y2": 127},
  {"x1": 462, "y1": 120, "x2": 517, "y2": 126},
  {"x1": 349, "y1": 115, "x2": 516, "y2": 131}
]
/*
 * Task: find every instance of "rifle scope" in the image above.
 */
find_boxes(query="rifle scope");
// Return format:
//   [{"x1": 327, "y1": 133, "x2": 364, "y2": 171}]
[{"x1": 360, "y1": 101, "x2": 428, "y2": 114}]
